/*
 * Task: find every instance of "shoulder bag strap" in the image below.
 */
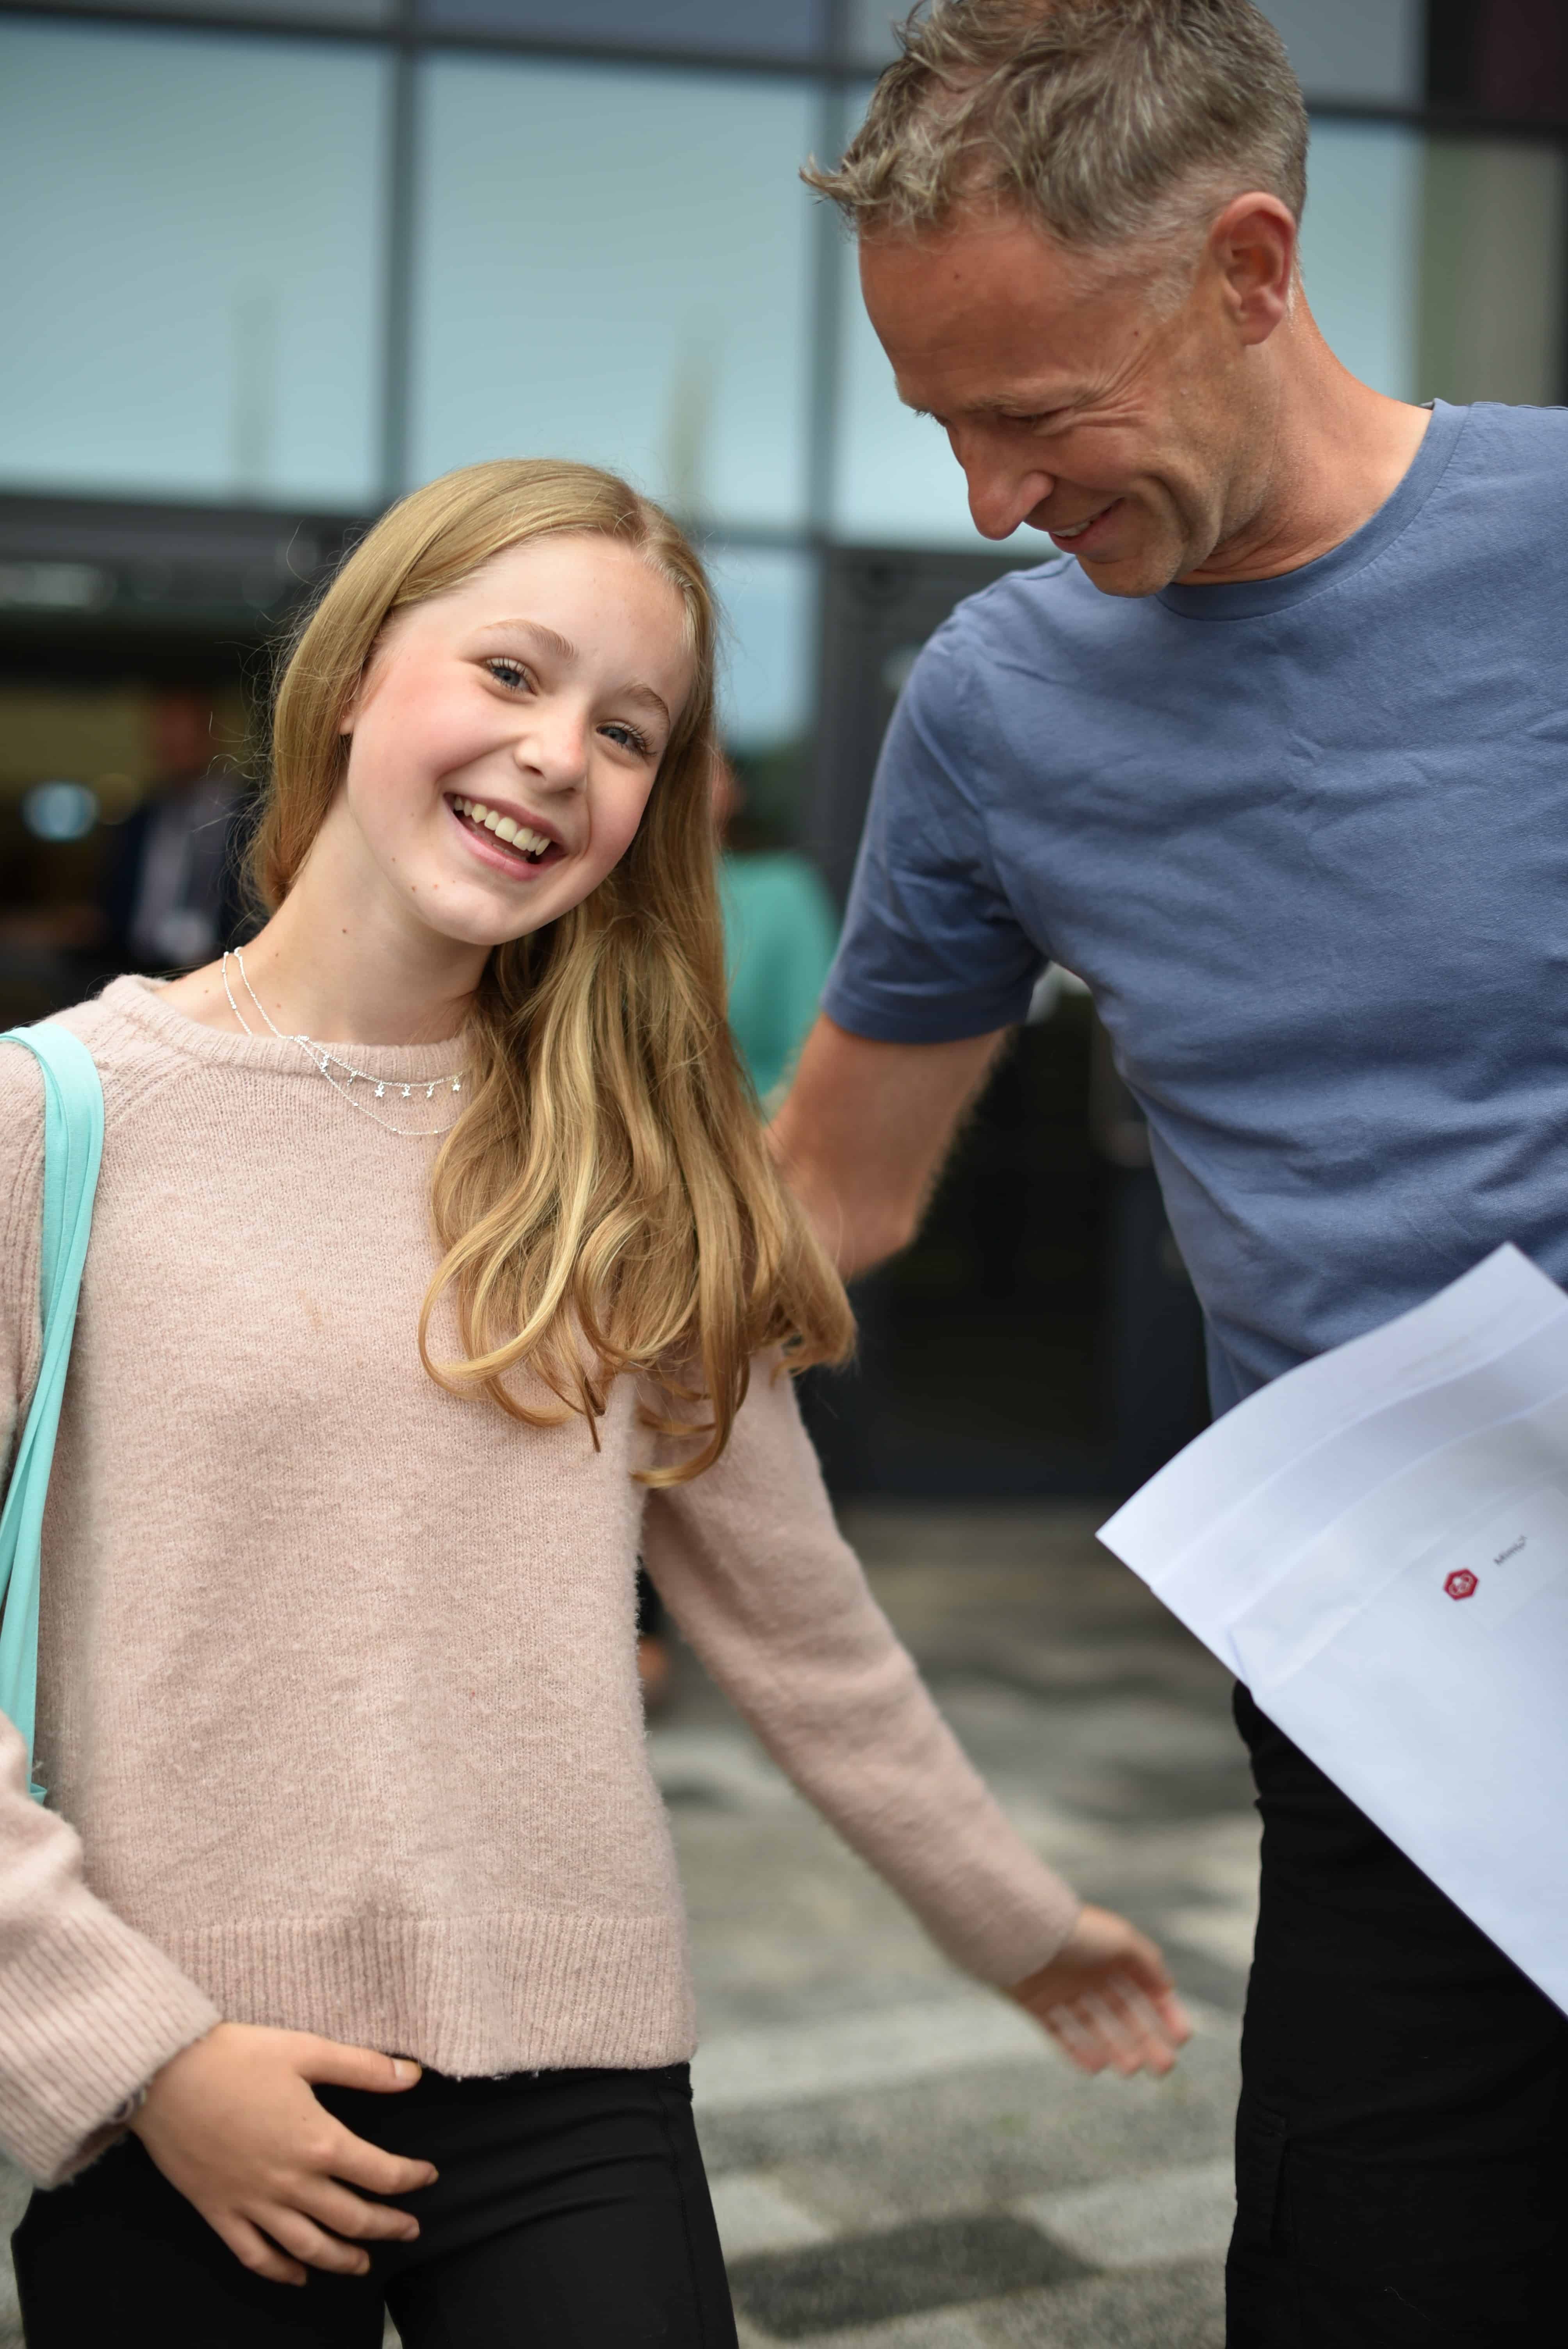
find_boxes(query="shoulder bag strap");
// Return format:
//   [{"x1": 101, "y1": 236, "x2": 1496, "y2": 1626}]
[{"x1": 0, "y1": 1026, "x2": 104, "y2": 1800}]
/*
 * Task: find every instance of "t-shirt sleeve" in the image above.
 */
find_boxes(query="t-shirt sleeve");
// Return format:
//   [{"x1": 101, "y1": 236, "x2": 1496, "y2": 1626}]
[{"x1": 822, "y1": 622, "x2": 1046, "y2": 1044}]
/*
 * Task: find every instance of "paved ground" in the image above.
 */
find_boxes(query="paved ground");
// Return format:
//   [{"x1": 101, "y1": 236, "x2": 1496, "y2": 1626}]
[
  {"x1": 666, "y1": 1504, "x2": 1258, "y2": 2349},
  {"x1": 0, "y1": 1504, "x2": 1260, "y2": 2346}
]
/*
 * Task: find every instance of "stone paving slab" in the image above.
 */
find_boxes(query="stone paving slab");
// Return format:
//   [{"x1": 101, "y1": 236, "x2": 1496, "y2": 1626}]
[
  {"x1": 679, "y1": 1506, "x2": 1250, "y2": 2349},
  {"x1": 974, "y1": 2258, "x2": 1225, "y2": 2348},
  {"x1": 734, "y1": 2260, "x2": 1224, "y2": 2349},
  {"x1": 693, "y1": 2025, "x2": 1241, "y2": 2226},
  {"x1": 693, "y1": 1990, "x2": 1057, "y2": 2116},
  {"x1": 711, "y1": 2173, "x2": 835, "y2": 2261},
  {"x1": 739, "y1": 2311, "x2": 994, "y2": 2349},
  {"x1": 1017, "y1": 2157, "x2": 1235, "y2": 2269},
  {"x1": 729, "y1": 2212, "x2": 1094, "y2": 2341}
]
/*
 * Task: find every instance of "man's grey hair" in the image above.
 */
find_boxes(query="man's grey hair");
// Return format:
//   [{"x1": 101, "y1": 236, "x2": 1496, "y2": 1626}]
[{"x1": 804, "y1": 0, "x2": 1309, "y2": 275}]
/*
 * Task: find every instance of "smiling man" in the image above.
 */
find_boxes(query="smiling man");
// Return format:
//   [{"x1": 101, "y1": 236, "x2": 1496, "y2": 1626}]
[{"x1": 775, "y1": 1, "x2": 1568, "y2": 2340}]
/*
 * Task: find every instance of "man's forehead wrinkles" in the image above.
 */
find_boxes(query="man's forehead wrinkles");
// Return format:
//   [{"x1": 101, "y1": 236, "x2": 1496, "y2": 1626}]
[{"x1": 901, "y1": 375, "x2": 1090, "y2": 418}]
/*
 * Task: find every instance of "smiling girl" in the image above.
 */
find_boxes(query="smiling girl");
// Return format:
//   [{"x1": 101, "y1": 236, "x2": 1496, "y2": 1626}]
[{"x1": 0, "y1": 460, "x2": 1186, "y2": 2346}]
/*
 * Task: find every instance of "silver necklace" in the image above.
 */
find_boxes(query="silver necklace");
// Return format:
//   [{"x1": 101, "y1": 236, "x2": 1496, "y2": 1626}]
[
  {"x1": 230, "y1": 949, "x2": 464, "y2": 1093},
  {"x1": 222, "y1": 948, "x2": 465, "y2": 1139}
]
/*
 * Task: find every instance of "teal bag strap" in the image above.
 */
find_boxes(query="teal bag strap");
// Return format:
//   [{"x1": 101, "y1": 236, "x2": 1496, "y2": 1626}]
[{"x1": 0, "y1": 1026, "x2": 103, "y2": 1802}]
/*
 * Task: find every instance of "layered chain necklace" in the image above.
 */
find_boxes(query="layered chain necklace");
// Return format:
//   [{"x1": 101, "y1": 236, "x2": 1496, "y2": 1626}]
[{"x1": 221, "y1": 948, "x2": 466, "y2": 1139}]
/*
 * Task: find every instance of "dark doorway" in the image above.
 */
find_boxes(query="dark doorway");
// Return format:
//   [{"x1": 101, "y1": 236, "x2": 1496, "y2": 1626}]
[
  {"x1": 0, "y1": 492, "x2": 362, "y2": 1028},
  {"x1": 805, "y1": 544, "x2": 1207, "y2": 1501}
]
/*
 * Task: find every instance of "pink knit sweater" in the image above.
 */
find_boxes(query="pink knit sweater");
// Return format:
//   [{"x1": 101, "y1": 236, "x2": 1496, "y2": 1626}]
[{"x1": 0, "y1": 978, "x2": 1079, "y2": 2186}]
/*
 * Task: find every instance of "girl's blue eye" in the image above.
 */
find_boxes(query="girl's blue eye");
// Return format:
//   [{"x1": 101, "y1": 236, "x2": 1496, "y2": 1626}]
[{"x1": 485, "y1": 659, "x2": 649, "y2": 757}]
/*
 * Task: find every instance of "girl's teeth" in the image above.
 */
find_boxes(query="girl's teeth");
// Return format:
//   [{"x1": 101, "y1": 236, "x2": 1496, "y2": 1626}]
[{"x1": 452, "y1": 796, "x2": 550, "y2": 858}]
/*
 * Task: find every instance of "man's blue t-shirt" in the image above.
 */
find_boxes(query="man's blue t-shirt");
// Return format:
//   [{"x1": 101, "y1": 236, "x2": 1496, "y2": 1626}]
[{"x1": 823, "y1": 401, "x2": 1568, "y2": 1415}]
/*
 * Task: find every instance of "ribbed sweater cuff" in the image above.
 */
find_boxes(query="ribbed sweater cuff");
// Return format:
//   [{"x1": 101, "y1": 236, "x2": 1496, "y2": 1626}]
[
  {"x1": 948, "y1": 1875, "x2": 1083, "y2": 1990},
  {"x1": 0, "y1": 1896, "x2": 221, "y2": 2185}
]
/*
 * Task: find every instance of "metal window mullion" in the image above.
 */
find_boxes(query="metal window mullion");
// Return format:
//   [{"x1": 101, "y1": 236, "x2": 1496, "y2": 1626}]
[{"x1": 377, "y1": 1, "x2": 417, "y2": 502}]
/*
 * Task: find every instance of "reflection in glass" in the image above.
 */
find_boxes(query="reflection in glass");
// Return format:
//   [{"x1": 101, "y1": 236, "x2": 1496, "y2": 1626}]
[
  {"x1": 707, "y1": 544, "x2": 816, "y2": 851},
  {"x1": 851, "y1": 1, "x2": 1425, "y2": 99},
  {"x1": 848, "y1": 0, "x2": 905, "y2": 68},
  {"x1": 422, "y1": 0, "x2": 823, "y2": 52},
  {"x1": 1259, "y1": 0, "x2": 1422, "y2": 105},
  {"x1": 708, "y1": 545, "x2": 814, "y2": 753},
  {"x1": 1417, "y1": 140, "x2": 1567, "y2": 406},
  {"x1": 832, "y1": 210, "x2": 1040, "y2": 552},
  {"x1": 0, "y1": 21, "x2": 388, "y2": 507},
  {"x1": 22, "y1": 782, "x2": 99, "y2": 844},
  {"x1": 46, "y1": 0, "x2": 392, "y2": 19},
  {"x1": 1300, "y1": 121, "x2": 1422, "y2": 401},
  {"x1": 413, "y1": 58, "x2": 815, "y2": 532},
  {"x1": 829, "y1": 75, "x2": 999, "y2": 549}
]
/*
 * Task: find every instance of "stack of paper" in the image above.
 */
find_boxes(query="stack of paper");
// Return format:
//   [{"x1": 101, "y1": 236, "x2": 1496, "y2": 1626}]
[{"x1": 1099, "y1": 1246, "x2": 1568, "y2": 2012}]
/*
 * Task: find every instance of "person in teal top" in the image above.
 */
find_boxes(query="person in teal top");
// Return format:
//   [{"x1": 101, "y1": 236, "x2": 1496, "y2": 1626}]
[
  {"x1": 713, "y1": 755, "x2": 838, "y2": 1109},
  {"x1": 636, "y1": 757, "x2": 839, "y2": 1709}
]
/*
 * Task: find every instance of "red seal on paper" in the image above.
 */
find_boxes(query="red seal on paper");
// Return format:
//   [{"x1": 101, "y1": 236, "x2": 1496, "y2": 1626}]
[{"x1": 1445, "y1": 1569, "x2": 1479, "y2": 1601}]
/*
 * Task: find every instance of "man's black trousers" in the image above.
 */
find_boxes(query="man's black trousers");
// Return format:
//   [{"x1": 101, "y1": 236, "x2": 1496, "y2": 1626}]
[{"x1": 1228, "y1": 1682, "x2": 1568, "y2": 2345}]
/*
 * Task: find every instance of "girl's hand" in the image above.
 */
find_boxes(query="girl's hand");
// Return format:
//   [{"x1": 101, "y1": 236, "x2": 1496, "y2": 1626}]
[
  {"x1": 1008, "y1": 1903, "x2": 1192, "y2": 2078},
  {"x1": 129, "y1": 2022, "x2": 438, "y2": 2285}
]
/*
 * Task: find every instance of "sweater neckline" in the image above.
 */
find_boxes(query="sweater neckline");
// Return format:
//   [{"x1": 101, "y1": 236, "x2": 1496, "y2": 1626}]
[{"x1": 103, "y1": 973, "x2": 470, "y2": 1082}]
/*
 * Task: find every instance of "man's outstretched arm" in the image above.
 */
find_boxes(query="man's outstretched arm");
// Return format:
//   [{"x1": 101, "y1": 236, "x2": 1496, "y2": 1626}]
[{"x1": 770, "y1": 1014, "x2": 1010, "y2": 1279}]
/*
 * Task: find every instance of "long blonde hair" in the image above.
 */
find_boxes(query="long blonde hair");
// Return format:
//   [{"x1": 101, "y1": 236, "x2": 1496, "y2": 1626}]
[{"x1": 251, "y1": 458, "x2": 853, "y2": 1481}]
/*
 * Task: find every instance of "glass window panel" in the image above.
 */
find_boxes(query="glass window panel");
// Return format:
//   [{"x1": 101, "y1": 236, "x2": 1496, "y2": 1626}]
[
  {"x1": 833, "y1": 280, "x2": 1012, "y2": 550},
  {"x1": 830, "y1": 74, "x2": 1007, "y2": 550},
  {"x1": 852, "y1": 0, "x2": 1424, "y2": 98},
  {"x1": 707, "y1": 544, "x2": 815, "y2": 757},
  {"x1": 45, "y1": 0, "x2": 393, "y2": 20},
  {"x1": 413, "y1": 58, "x2": 815, "y2": 533},
  {"x1": 422, "y1": 0, "x2": 823, "y2": 53},
  {"x1": 830, "y1": 148, "x2": 1039, "y2": 552},
  {"x1": 709, "y1": 542, "x2": 817, "y2": 844},
  {"x1": 0, "y1": 21, "x2": 388, "y2": 508},
  {"x1": 849, "y1": 0, "x2": 903, "y2": 69},
  {"x1": 1417, "y1": 138, "x2": 1567, "y2": 406},
  {"x1": 1260, "y1": 0, "x2": 1422, "y2": 106},
  {"x1": 1300, "y1": 120, "x2": 1422, "y2": 400}
]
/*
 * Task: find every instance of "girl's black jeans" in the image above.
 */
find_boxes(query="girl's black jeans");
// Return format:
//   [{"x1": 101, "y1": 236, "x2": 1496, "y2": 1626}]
[
  {"x1": 1229, "y1": 1682, "x2": 1568, "y2": 2345},
  {"x1": 14, "y1": 2060, "x2": 738, "y2": 2348}
]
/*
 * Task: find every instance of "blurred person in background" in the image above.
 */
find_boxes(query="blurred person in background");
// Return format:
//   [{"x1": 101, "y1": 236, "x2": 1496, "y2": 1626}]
[
  {"x1": 104, "y1": 685, "x2": 249, "y2": 973},
  {"x1": 714, "y1": 749, "x2": 838, "y2": 1112},
  {"x1": 776, "y1": 0, "x2": 1568, "y2": 2339}
]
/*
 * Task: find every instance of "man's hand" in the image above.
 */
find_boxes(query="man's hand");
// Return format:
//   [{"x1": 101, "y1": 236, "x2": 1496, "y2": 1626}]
[
  {"x1": 1009, "y1": 1904, "x2": 1192, "y2": 2078},
  {"x1": 130, "y1": 2022, "x2": 438, "y2": 2285}
]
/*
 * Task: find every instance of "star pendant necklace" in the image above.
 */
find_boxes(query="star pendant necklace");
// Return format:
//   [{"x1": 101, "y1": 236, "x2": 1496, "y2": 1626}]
[{"x1": 222, "y1": 947, "x2": 466, "y2": 1138}]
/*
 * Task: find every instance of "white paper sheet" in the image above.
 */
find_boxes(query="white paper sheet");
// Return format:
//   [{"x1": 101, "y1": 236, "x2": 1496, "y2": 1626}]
[{"x1": 1098, "y1": 1246, "x2": 1568, "y2": 2012}]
